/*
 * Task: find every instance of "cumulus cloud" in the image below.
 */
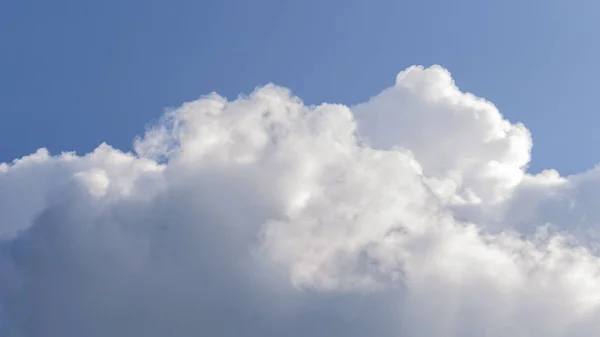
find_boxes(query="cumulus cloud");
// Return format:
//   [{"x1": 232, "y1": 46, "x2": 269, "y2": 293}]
[{"x1": 1, "y1": 65, "x2": 600, "y2": 336}]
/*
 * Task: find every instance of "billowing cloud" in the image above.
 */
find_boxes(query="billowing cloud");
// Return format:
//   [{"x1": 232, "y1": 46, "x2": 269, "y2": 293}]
[{"x1": 1, "y1": 65, "x2": 600, "y2": 336}]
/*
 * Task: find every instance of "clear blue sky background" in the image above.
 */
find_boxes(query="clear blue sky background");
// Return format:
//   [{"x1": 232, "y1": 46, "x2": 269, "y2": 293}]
[{"x1": 1, "y1": 0, "x2": 598, "y2": 175}]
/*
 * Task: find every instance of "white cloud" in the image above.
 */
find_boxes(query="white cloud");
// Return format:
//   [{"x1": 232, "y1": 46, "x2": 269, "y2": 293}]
[
  {"x1": 1, "y1": 65, "x2": 600, "y2": 336},
  {"x1": 354, "y1": 65, "x2": 531, "y2": 205}
]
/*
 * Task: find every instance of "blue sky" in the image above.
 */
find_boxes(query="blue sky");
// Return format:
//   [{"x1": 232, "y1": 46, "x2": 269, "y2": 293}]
[{"x1": 2, "y1": 0, "x2": 599, "y2": 174}]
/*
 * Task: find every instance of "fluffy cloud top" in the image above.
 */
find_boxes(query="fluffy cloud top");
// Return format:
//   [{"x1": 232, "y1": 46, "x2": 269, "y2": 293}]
[{"x1": 1, "y1": 65, "x2": 600, "y2": 336}]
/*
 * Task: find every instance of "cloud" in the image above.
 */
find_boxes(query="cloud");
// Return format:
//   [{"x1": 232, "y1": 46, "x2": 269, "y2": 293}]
[{"x1": 1, "y1": 65, "x2": 600, "y2": 336}]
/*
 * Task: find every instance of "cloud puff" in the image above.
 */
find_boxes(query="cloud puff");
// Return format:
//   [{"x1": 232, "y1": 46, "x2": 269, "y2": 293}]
[{"x1": 1, "y1": 65, "x2": 600, "y2": 336}]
